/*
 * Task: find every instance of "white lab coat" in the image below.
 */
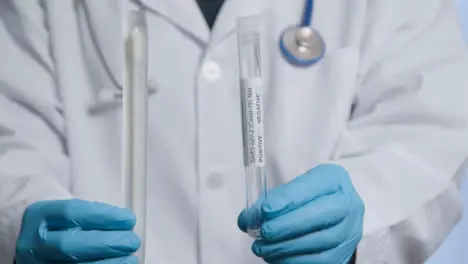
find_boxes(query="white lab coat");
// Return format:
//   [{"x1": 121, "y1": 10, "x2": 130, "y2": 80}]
[{"x1": 1, "y1": 0, "x2": 468, "y2": 263}]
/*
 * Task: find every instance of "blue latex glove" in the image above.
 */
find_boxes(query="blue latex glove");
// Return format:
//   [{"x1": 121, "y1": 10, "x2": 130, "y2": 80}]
[
  {"x1": 238, "y1": 164, "x2": 365, "y2": 264},
  {"x1": 16, "y1": 199, "x2": 140, "y2": 264}
]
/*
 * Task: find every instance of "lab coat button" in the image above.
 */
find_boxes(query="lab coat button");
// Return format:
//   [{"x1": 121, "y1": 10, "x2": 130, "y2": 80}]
[
  {"x1": 201, "y1": 61, "x2": 222, "y2": 82},
  {"x1": 147, "y1": 77, "x2": 159, "y2": 93},
  {"x1": 206, "y1": 173, "x2": 224, "y2": 189}
]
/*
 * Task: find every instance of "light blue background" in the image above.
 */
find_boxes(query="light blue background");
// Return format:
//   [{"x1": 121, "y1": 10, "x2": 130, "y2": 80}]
[
  {"x1": 426, "y1": 1, "x2": 468, "y2": 263},
  {"x1": 427, "y1": 181, "x2": 468, "y2": 263},
  {"x1": 458, "y1": 0, "x2": 468, "y2": 42}
]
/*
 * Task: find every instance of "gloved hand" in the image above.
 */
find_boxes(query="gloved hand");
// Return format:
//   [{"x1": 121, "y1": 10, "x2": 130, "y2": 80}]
[
  {"x1": 238, "y1": 164, "x2": 365, "y2": 264},
  {"x1": 16, "y1": 199, "x2": 140, "y2": 264}
]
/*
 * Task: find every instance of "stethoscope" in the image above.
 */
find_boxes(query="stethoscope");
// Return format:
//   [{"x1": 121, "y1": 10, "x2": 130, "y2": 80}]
[
  {"x1": 89, "y1": 0, "x2": 324, "y2": 112},
  {"x1": 280, "y1": 0, "x2": 325, "y2": 67}
]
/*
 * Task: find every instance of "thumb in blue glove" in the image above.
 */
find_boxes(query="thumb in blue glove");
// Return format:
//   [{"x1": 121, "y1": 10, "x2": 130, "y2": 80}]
[
  {"x1": 238, "y1": 164, "x2": 365, "y2": 264},
  {"x1": 16, "y1": 199, "x2": 140, "y2": 264}
]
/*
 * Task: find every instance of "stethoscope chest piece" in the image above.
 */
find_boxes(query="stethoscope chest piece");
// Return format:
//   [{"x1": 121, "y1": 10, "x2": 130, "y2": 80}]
[{"x1": 280, "y1": 26, "x2": 325, "y2": 67}]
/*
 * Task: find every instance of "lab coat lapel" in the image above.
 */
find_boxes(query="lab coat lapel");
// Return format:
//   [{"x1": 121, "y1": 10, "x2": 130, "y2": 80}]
[
  {"x1": 210, "y1": 0, "x2": 269, "y2": 44},
  {"x1": 143, "y1": 0, "x2": 210, "y2": 44},
  {"x1": 83, "y1": 0, "x2": 125, "y2": 88}
]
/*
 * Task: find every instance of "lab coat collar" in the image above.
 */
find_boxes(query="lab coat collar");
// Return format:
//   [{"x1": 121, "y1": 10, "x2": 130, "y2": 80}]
[
  {"x1": 81, "y1": 0, "x2": 270, "y2": 89},
  {"x1": 82, "y1": 0, "x2": 210, "y2": 89},
  {"x1": 143, "y1": 0, "x2": 210, "y2": 44},
  {"x1": 143, "y1": 0, "x2": 269, "y2": 45}
]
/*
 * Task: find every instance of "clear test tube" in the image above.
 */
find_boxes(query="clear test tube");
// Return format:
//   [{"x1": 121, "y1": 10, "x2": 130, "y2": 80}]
[
  {"x1": 123, "y1": 10, "x2": 148, "y2": 263},
  {"x1": 236, "y1": 16, "x2": 267, "y2": 238}
]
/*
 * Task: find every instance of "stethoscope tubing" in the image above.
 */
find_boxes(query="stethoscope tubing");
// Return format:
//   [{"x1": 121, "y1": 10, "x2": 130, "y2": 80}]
[{"x1": 303, "y1": 0, "x2": 314, "y2": 26}]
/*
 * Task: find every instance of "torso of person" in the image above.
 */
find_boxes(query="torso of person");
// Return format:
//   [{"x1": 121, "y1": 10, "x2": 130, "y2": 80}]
[{"x1": 42, "y1": 1, "x2": 361, "y2": 263}]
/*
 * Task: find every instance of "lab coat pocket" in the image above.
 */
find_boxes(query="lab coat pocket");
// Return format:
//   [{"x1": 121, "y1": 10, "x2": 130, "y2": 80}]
[
  {"x1": 266, "y1": 47, "x2": 360, "y2": 184},
  {"x1": 269, "y1": 46, "x2": 360, "y2": 125},
  {"x1": 280, "y1": 47, "x2": 359, "y2": 91}
]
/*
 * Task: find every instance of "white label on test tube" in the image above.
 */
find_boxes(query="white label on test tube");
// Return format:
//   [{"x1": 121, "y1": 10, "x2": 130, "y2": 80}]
[{"x1": 241, "y1": 78, "x2": 265, "y2": 167}]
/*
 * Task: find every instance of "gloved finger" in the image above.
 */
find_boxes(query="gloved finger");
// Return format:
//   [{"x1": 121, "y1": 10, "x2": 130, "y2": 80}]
[
  {"x1": 261, "y1": 191, "x2": 349, "y2": 242},
  {"x1": 261, "y1": 164, "x2": 346, "y2": 220},
  {"x1": 252, "y1": 219, "x2": 348, "y2": 260},
  {"x1": 237, "y1": 198, "x2": 265, "y2": 233},
  {"x1": 263, "y1": 234, "x2": 360, "y2": 264},
  {"x1": 41, "y1": 199, "x2": 136, "y2": 230},
  {"x1": 79, "y1": 255, "x2": 138, "y2": 264},
  {"x1": 37, "y1": 230, "x2": 140, "y2": 262}
]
